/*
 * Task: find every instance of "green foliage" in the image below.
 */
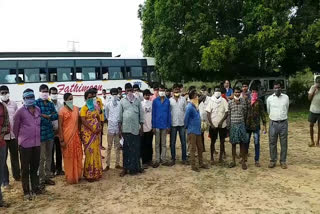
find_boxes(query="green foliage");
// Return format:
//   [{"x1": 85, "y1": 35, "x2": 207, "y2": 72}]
[{"x1": 139, "y1": 0, "x2": 320, "y2": 81}]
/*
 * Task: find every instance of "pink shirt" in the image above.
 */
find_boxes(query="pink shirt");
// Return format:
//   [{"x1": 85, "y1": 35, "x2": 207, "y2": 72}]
[{"x1": 4, "y1": 100, "x2": 18, "y2": 140}]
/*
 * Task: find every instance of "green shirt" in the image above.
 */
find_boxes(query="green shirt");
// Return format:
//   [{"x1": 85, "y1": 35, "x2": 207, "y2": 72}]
[{"x1": 119, "y1": 97, "x2": 144, "y2": 135}]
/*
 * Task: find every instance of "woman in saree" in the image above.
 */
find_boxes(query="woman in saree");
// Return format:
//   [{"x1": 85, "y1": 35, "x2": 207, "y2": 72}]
[
  {"x1": 58, "y1": 93, "x2": 83, "y2": 184},
  {"x1": 80, "y1": 90, "x2": 103, "y2": 182}
]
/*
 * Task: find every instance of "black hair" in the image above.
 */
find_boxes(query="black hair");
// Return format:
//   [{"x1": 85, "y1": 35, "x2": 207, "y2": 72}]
[
  {"x1": 221, "y1": 87, "x2": 226, "y2": 94},
  {"x1": 49, "y1": 87, "x2": 58, "y2": 94},
  {"x1": 102, "y1": 89, "x2": 106, "y2": 92},
  {"x1": 200, "y1": 85, "x2": 207, "y2": 91},
  {"x1": 234, "y1": 87, "x2": 242, "y2": 92},
  {"x1": 110, "y1": 88, "x2": 118, "y2": 95},
  {"x1": 165, "y1": 88, "x2": 171, "y2": 92},
  {"x1": 208, "y1": 88, "x2": 212, "y2": 94},
  {"x1": 23, "y1": 88, "x2": 34, "y2": 94},
  {"x1": 0, "y1": 85, "x2": 9, "y2": 91},
  {"x1": 125, "y1": 83, "x2": 133, "y2": 89},
  {"x1": 172, "y1": 83, "x2": 180, "y2": 90},
  {"x1": 153, "y1": 82, "x2": 159, "y2": 89},
  {"x1": 242, "y1": 82, "x2": 249, "y2": 86},
  {"x1": 117, "y1": 87, "x2": 122, "y2": 91},
  {"x1": 39, "y1": 84, "x2": 49, "y2": 92},
  {"x1": 159, "y1": 84, "x2": 165, "y2": 89},
  {"x1": 188, "y1": 86, "x2": 196, "y2": 92},
  {"x1": 274, "y1": 80, "x2": 282, "y2": 87},
  {"x1": 316, "y1": 76, "x2": 320, "y2": 82},
  {"x1": 189, "y1": 89, "x2": 197, "y2": 100},
  {"x1": 84, "y1": 90, "x2": 93, "y2": 100},
  {"x1": 63, "y1": 93, "x2": 72, "y2": 101},
  {"x1": 92, "y1": 88, "x2": 98, "y2": 93},
  {"x1": 251, "y1": 84, "x2": 258, "y2": 91},
  {"x1": 133, "y1": 84, "x2": 140, "y2": 89},
  {"x1": 143, "y1": 89, "x2": 151, "y2": 96}
]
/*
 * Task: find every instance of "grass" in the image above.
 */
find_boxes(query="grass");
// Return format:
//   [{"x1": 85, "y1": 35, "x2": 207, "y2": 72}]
[{"x1": 288, "y1": 106, "x2": 309, "y2": 122}]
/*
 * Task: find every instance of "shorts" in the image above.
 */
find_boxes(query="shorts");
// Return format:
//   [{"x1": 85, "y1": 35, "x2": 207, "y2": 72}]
[{"x1": 308, "y1": 112, "x2": 320, "y2": 124}]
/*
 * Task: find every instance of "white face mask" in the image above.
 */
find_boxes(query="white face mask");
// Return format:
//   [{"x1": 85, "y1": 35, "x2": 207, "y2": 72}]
[
  {"x1": 40, "y1": 92, "x2": 49, "y2": 100},
  {"x1": 50, "y1": 94, "x2": 58, "y2": 100},
  {"x1": 0, "y1": 94, "x2": 9, "y2": 102},
  {"x1": 214, "y1": 92, "x2": 221, "y2": 98},
  {"x1": 234, "y1": 96, "x2": 240, "y2": 100},
  {"x1": 159, "y1": 91, "x2": 166, "y2": 97}
]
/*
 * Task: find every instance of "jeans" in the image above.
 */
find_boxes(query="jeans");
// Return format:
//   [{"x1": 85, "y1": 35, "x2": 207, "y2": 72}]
[
  {"x1": 0, "y1": 146, "x2": 6, "y2": 202},
  {"x1": 170, "y1": 126, "x2": 187, "y2": 161},
  {"x1": 3, "y1": 139, "x2": 21, "y2": 186},
  {"x1": 247, "y1": 129, "x2": 260, "y2": 162},
  {"x1": 39, "y1": 140, "x2": 53, "y2": 183},
  {"x1": 269, "y1": 120, "x2": 288, "y2": 163}
]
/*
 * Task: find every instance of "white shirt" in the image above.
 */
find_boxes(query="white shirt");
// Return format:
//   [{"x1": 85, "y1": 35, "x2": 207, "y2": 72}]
[
  {"x1": 267, "y1": 93, "x2": 289, "y2": 121},
  {"x1": 4, "y1": 100, "x2": 18, "y2": 140},
  {"x1": 308, "y1": 85, "x2": 320, "y2": 114},
  {"x1": 105, "y1": 98, "x2": 121, "y2": 134},
  {"x1": 199, "y1": 96, "x2": 210, "y2": 122},
  {"x1": 170, "y1": 96, "x2": 187, "y2": 127},
  {"x1": 52, "y1": 100, "x2": 63, "y2": 131},
  {"x1": 206, "y1": 96, "x2": 229, "y2": 128},
  {"x1": 141, "y1": 99, "x2": 152, "y2": 132}
]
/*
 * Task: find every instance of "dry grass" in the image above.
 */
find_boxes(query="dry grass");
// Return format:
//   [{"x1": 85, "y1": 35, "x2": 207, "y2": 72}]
[{"x1": 2, "y1": 113, "x2": 319, "y2": 214}]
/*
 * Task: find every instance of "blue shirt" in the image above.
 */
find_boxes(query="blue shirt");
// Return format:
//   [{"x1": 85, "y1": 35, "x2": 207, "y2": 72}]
[
  {"x1": 184, "y1": 103, "x2": 201, "y2": 135},
  {"x1": 152, "y1": 97, "x2": 171, "y2": 129},
  {"x1": 35, "y1": 99, "x2": 58, "y2": 142},
  {"x1": 226, "y1": 88, "x2": 233, "y2": 97}
]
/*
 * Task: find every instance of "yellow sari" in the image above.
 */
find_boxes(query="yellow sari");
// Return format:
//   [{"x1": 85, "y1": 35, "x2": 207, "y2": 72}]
[{"x1": 80, "y1": 105, "x2": 102, "y2": 181}]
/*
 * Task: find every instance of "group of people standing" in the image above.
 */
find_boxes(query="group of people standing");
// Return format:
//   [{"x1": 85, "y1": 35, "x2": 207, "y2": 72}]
[{"x1": 2, "y1": 76, "x2": 320, "y2": 208}]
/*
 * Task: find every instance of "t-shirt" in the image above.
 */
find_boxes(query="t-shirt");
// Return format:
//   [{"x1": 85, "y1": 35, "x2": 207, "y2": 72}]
[
  {"x1": 309, "y1": 85, "x2": 320, "y2": 114},
  {"x1": 206, "y1": 97, "x2": 229, "y2": 128},
  {"x1": 142, "y1": 99, "x2": 152, "y2": 132}
]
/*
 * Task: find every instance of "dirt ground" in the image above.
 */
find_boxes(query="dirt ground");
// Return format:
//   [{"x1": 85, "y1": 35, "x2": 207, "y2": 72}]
[{"x1": 2, "y1": 119, "x2": 320, "y2": 214}]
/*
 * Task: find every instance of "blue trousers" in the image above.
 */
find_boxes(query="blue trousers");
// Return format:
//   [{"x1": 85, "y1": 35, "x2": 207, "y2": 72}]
[
  {"x1": 247, "y1": 129, "x2": 260, "y2": 162},
  {"x1": 170, "y1": 126, "x2": 187, "y2": 161}
]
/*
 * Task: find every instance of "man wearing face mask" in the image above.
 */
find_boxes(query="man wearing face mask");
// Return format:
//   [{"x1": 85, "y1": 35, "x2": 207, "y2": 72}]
[
  {"x1": 184, "y1": 89, "x2": 209, "y2": 172},
  {"x1": 152, "y1": 84, "x2": 171, "y2": 168},
  {"x1": 48, "y1": 87, "x2": 64, "y2": 176},
  {"x1": 14, "y1": 89, "x2": 43, "y2": 201},
  {"x1": 35, "y1": 84, "x2": 58, "y2": 186},
  {"x1": 0, "y1": 86, "x2": 21, "y2": 189},
  {"x1": 104, "y1": 88, "x2": 122, "y2": 171},
  {"x1": 150, "y1": 83, "x2": 160, "y2": 101},
  {"x1": 133, "y1": 84, "x2": 144, "y2": 101},
  {"x1": 246, "y1": 85, "x2": 266, "y2": 167},
  {"x1": 199, "y1": 85, "x2": 211, "y2": 153},
  {"x1": 206, "y1": 86, "x2": 228, "y2": 164},
  {"x1": 308, "y1": 76, "x2": 320, "y2": 147},
  {"x1": 169, "y1": 84, "x2": 187, "y2": 165},
  {"x1": 267, "y1": 81, "x2": 289, "y2": 169}
]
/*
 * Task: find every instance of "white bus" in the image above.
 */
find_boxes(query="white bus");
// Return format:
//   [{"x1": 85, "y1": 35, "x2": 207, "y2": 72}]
[{"x1": 0, "y1": 56, "x2": 157, "y2": 107}]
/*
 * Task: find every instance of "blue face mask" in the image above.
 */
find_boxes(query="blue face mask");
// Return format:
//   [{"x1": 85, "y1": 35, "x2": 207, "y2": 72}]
[
  {"x1": 86, "y1": 98, "x2": 95, "y2": 111},
  {"x1": 24, "y1": 98, "x2": 36, "y2": 107}
]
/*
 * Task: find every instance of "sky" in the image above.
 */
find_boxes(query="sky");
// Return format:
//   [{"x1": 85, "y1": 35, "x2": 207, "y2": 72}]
[{"x1": 0, "y1": 0, "x2": 145, "y2": 57}]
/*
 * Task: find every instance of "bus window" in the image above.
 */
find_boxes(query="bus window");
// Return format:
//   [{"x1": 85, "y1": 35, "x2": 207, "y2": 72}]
[
  {"x1": 0, "y1": 69, "x2": 16, "y2": 84},
  {"x1": 39, "y1": 68, "x2": 47, "y2": 82},
  {"x1": 142, "y1": 67, "x2": 148, "y2": 80},
  {"x1": 49, "y1": 68, "x2": 58, "y2": 82},
  {"x1": 57, "y1": 68, "x2": 73, "y2": 81},
  {"x1": 128, "y1": 67, "x2": 143, "y2": 78},
  {"x1": 109, "y1": 67, "x2": 124, "y2": 80},
  {"x1": 76, "y1": 67, "x2": 100, "y2": 81},
  {"x1": 24, "y1": 69, "x2": 40, "y2": 82},
  {"x1": 102, "y1": 67, "x2": 109, "y2": 80}
]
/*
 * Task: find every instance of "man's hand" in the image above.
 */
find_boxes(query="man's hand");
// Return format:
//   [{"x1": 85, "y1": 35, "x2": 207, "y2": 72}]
[
  {"x1": 262, "y1": 125, "x2": 267, "y2": 134},
  {"x1": 153, "y1": 128, "x2": 156, "y2": 134},
  {"x1": 167, "y1": 128, "x2": 171, "y2": 134},
  {"x1": 41, "y1": 114, "x2": 50, "y2": 119},
  {"x1": 218, "y1": 121, "x2": 223, "y2": 128},
  {"x1": 60, "y1": 141, "x2": 66, "y2": 148}
]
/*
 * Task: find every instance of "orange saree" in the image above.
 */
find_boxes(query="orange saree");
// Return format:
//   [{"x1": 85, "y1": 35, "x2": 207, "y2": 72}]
[{"x1": 59, "y1": 106, "x2": 83, "y2": 184}]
